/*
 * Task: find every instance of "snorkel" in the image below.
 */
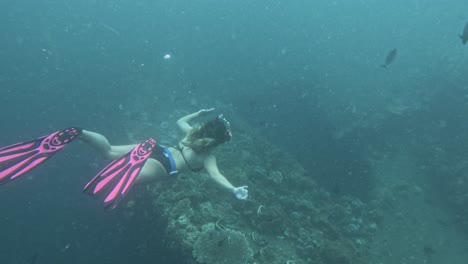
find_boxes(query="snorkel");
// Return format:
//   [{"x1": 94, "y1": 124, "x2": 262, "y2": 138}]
[{"x1": 216, "y1": 114, "x2": 232, "y2": 143}]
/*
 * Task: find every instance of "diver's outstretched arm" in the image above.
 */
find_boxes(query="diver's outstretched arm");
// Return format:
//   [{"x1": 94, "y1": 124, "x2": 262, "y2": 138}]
[
  {"x1": 204, "y1": 154, "x2": 248, "y2": 200},
  {"x1": 80, "y1": 130, "x2": 136, "y2": 159}
]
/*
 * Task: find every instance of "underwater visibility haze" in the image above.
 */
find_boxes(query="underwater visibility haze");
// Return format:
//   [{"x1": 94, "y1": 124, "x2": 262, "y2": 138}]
[{"x1": 1, "y1": 0, "x2": 468, "y2": 263}]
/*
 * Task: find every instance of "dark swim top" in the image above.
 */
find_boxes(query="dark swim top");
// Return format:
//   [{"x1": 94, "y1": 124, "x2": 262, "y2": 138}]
[
  {"x1": 150, "y1": 145, "x2": 178, "y2": 176},
  {"x1": 174, "y1": 145, "x2": 204, "y2": 172}
]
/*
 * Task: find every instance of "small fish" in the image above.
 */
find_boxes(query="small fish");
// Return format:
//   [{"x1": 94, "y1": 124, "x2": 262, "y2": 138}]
[
  {"x1": 99, "y1": 23, "x2": 120, "y2": 36},
  {"x1": 423, "y1": 245, "x2": 435, "y2": 256},
  {"x1": 381, "y1": 48, "x2": 397, "y2": 68},
  {"x1": 459, "y1": 21, "x2": 468, "y2": 45},
  {"x1": 29, "y1": 253, "x2": 39, "y2": 264}
]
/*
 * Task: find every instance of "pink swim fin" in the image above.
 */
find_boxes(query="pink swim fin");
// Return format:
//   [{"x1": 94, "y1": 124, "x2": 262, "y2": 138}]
[
  {"x1": 0, "y1": 127, "x2": 81, "y2": 185},
  {"x1": 83, "y1": 138, "x2": 156, "y2": 209}
]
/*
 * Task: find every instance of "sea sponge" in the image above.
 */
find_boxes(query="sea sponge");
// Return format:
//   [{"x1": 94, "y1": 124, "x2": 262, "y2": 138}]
[{"x1": 193, "y1": 228, "x2": 253, "y2": 264}]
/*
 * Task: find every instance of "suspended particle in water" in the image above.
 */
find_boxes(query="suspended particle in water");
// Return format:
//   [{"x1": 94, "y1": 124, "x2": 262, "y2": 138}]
[
  {"x1": 163, "y1": 54, "x2": 172, "y2": 60},
  {"x1": 159, "y1": 121, "x2": 169, "y2": 129}
]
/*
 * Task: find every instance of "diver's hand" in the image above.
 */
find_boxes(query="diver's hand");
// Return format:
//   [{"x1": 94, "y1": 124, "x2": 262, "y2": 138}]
[
  {"x1": 233, "y1": 186, "x2": 248, "y2": 200},
  {"x1": 198, "y1": 108, "x2": 215, "y2": 116}
]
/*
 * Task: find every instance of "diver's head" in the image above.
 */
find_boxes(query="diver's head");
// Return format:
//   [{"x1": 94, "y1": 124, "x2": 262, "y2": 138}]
[
  {"x1": 201, "y1": 114, "x2": 232, "y2": 144},
  {"x1": 183, "y1": 114, "x2": 232, "y2": 153}
]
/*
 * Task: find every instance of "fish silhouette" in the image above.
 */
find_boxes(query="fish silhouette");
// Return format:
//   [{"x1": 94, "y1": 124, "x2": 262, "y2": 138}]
[
  {"x1": 29, "y1": 253, "x2": 39, "y2": 264},
  {"x1": 381, "y1": 48, "x2": 397, "y2": 68},
  {"x1": 459, "y1": 21, "x2": 468, "y2": 45}
]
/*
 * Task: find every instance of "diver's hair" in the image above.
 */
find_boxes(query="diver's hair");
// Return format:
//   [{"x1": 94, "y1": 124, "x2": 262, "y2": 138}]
[
  {"x1": 182, "y1": 125, "x2": 220, "y2": 153},
  {"x1": 182, "y1": 118, "x2": 230, "y2": 153}
]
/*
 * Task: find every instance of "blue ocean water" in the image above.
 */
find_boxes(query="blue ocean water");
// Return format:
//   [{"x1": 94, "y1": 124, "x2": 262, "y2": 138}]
[{"x1": 1, "y1": 0, "x2": 468, "y2": 263}]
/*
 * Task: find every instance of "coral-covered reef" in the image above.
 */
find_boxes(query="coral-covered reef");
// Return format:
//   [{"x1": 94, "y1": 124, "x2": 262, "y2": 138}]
[
  {"x1": 193, "y1": 227, "x2": 254, "y2": 264},
  {"x1": 129, "y1": 116, "x2": 380, "y2": 264}
]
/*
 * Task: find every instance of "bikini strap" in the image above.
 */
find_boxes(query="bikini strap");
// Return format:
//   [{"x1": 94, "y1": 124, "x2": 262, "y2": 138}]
[{"x1": 174, "y1": 145, "x2": 204, "y2": 172}]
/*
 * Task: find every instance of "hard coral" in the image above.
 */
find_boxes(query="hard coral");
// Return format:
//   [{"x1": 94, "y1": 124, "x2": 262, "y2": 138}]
[{"x1": 193, "y1": 228, "x2": 254, "y2": 264}]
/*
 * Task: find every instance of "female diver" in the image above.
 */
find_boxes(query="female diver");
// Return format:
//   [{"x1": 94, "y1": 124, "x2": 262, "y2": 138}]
[{"x1": 0, "y1": 108, "x2": 248, "y2": 209}]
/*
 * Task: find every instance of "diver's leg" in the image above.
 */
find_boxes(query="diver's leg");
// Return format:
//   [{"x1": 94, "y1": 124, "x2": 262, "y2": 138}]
[
  {"x1": 80, "y1": 130, "x2": 135, "y2": 159},
  {"x1": 83, "y1": 138, "x2": 157, "y2": 209}
]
